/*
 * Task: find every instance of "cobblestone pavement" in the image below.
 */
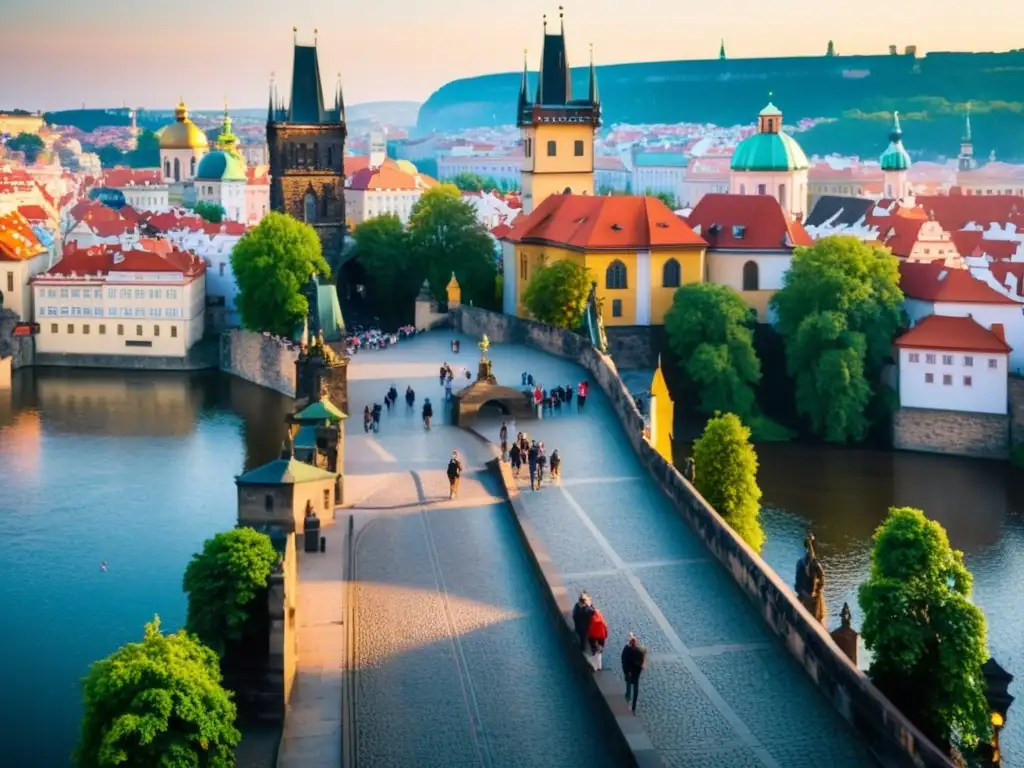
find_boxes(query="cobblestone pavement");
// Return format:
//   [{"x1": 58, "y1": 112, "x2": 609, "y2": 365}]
[
  {"x1": 352, "y1": 332, "x2": 875, "y2": 768},
  {"x1": 342, "y1": 345, "x2": 622, "y2": 768}
]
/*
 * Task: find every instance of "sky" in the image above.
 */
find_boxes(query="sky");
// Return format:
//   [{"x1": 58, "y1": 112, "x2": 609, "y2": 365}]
[{"x1": 1, "y1": 0, "x2": 1022, "y2": 112}]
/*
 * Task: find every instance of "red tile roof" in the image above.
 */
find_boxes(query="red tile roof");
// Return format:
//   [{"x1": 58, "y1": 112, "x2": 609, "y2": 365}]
[
  {"x1": 344, "y1": 156, "x2": 371, "y2": 177},
  {"x1": 685, "y1": 194, "x2": 812, "y2": 251},
  {"x1": 914, "y1": 195, "x2": 1023, "y2": 231},
  {"x1": 0, "y1": 211, "x2": 48, "y2": 262},
  {"x1": 490, "y1": 223, "x2": 512, "y2": 239},
  {"x1": 44, "y1": 242, "x2": 205, "y2": 278},
  {"x1": 949, "y1": 230, "x2": 984, "y2": 258},
  {"x1": 895, "y1": 314, "x2": 1012, "y2": 353},
  {"x1": 103, "y1": 168, "x2": 163, "y2": 188},
  {"x1": 505, "y1": 193, "x2": 705, "y2": 251},
  {"x1": 16, "y1": 204, "x2": 49, "y2": 223},
  {"x1": 348, "y1": 164, "x2": 436, "y2": 192},
  {"x1": 880, "y1": 218, "x2": 926, "y2": 257},
  {"x1": 899, "y1": 261, "x2": 1018, "y2": 304},
  {"x1": 974, "y1": 240, "x2": 1020, "y2": 260}
]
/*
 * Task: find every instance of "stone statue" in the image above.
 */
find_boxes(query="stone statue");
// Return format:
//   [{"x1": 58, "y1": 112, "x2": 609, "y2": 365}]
[
  {"x1": 683, "y1": 457, "x2": 696, "y2": 484},
  {"x1": 794, "y1": 533, "x2": 826, "y2": 624},
  {"x1": 839, "y1": 602, "x2": 852, "y2": 630},
  {"x1": 478, "y1": 334, "x2": 490, "y2": 357}
]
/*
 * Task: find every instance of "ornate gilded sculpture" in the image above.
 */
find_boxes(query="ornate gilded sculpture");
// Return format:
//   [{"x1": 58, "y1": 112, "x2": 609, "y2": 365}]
[{"x1": 794, "y1": 533, "x2": 826, "y2": 624}]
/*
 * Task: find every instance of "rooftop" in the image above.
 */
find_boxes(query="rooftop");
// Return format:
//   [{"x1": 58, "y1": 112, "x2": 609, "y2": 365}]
[
  {"x1": 898, "y1": 260, "x2": 1019, "y2": 305},
  {"x1": 235, "y1": 457, "x2": 337, "y2": 486},
  {"x1": 895, "y1": 314, "x2": 1011, "y2": 353},
  {"x1": 685, "y1": 194, "x2": 813, "y2": 250}
]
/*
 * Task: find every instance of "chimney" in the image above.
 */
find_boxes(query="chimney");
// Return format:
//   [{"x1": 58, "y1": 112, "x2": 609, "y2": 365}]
[{"x1": 991, "y1": 323, "x2": 1007, "y2": 346}]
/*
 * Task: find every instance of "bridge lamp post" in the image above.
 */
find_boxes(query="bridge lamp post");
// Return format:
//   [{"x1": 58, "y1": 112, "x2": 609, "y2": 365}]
[{"x1": 982, "y1": 657, "x2": 1014, "y2": 766}]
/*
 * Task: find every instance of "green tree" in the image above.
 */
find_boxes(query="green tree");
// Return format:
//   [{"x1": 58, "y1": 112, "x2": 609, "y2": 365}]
[
  {"x1": 645, "y1": 188, "x2": 678, "y2": 210},
  {"x1": 664, "y1": 283, "x2": 761, "y2": 420},
  {"x1": 126, "y1": 129, "x2": 160, "y2": 168},
  {"x1": 97, "y1": 145, "x2": 124, "y2": 168},
  {"x1": 192, "y1": 201, "x2": 225, "y2": 223},
  {"x1": 6, "y1": 132, "x2": 45, "y2": 163},
  {"x1": 407, "y1": 185, "x2": 497, "y2": 308},
  {"x1": 691, "y1": 413, "x2": 764, "y2": 552},
  {"x1": 75, "y1": 617, "x2": 240, "y2": 768},
  {"x1": 230, "y1": 211, "x2": 331, "y2": 336},
  {"x1": 351, "y1": 213, "x2": 417, "y2": 321},
  {"x1": 481, "y1": 176, "x2": 500, "y2": 191},
  {"x1": 449, "y1": 172, "x2": 487, "y2": 192},
  {"x1": 858, "y1": 507, "x2": 990, "y2": 752},
  {"x1": 770, "y1": 236, "x2": 903, "y2": 442},
  {"x1": 183, "y1": 528, "x2": 280, "y2": 655},
  {"x1": 523, "y1": 260, "x2": 592, "y2": 328}
]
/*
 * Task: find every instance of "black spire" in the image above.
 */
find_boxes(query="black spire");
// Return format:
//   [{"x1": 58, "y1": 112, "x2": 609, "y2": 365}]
[
  {"x1": 588, "y1": 43, "x2": 599, "y2": 105},
  {"x1": 536, "y1": 7, "x2": 572, "y2": 105},
  {"x1": 518, "y1": 49, "x2": 531, "y2": 118},
  {"x1": 889, "y1": 110, "x2": 903, "y2": 143},
  {"x1": 267, "y1": 75, "x2": 275, "y2": 123},
  {"x1": 288, "y1": 31, "x2": 329, "y2": 123},
  {"x1": 333, "y1": 73, "x2": 346, "y2": 122}
]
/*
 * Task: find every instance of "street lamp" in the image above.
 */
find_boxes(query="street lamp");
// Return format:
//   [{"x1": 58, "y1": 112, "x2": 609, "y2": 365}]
[{"x1": 982, "y1": 657, "x2": 1015, "y2": 766}]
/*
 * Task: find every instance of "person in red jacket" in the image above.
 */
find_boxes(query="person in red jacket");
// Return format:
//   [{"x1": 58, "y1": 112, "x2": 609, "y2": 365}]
[{"x1": 587, "y1": 608, "x2": 609, "y2": 671}]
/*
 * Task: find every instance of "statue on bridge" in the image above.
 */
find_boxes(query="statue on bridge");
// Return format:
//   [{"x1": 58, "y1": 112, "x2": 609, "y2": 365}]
[
  {"x1": 476, "y1": 334, "x2": 496, "y2": 384},
  {"x1": 794, "y1": 533, "x2": 826, "y2": 624}
]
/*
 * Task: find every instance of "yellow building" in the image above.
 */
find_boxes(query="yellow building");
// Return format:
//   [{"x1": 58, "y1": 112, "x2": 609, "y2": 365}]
[
  {"x1": 0, "y1": 111, "x2": 45, "y2": 138},
  {"x1": 516, "y1": 11, "x2": 600, "y2": 214},
  {"x1": 502, "y1": 192, "x2": 706, "y2": 326}
]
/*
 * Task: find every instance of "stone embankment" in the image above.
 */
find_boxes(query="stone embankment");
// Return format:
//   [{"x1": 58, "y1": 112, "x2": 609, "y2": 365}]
[
  {"x1": 219, "y1": 329, "x2": 297, "y2": 398},
  {"x1": 454, "y1": 306, "x2": 954, "y2": 768}
]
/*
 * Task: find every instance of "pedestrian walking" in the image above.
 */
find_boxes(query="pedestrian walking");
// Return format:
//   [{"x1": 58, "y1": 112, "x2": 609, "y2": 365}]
[
  {"x1": 521, "y1": 371, "x2": 528, "y2": 386},
  {"x1": 509, "y1": 440, "x2": 522, "y2": 476},
  {"x1": 371, "y1": 403, "x2": 382, "y2": 433},
  {"x1": 422, "y1": 398, "x2": 433, "y2": 430},
  {"x1": 572, "y1": 593, "x2": 595, "y2": 653},
  {"x1": 384, "y1": 392, "x2": 392, "y2": 413},
  {"x1": 363, "y1": 405, "x2": 372, "y2": 434},
  {"x1": 405, "y1": 386, "x2": 415, "y2": 409},
  {"x1": 577, "y1": 381, "x2": 589, "y2": 411},
  {"x1": 536, "y1": 443, "x2": 547, "y2": 487},
  {"x1": 549, "y1": 449, "x2": 561, "y2": 480},
  {"x1": 621, "y1": 633, "x2": 647, "y2": 713},
  {"x1": 439, "y1": 364, "x2": 448, "y2": 386},
  {"x1": 447, "y1": 450, "x2": 463, "y2": 499},
  {"x1": 499, "y1": 421, "x2": 509, "y2": 457},
  {"x1": 588, "y1": 608, "x2": 609, "y2": 671},
  {"x1": 564, "y1": 384, "x2": 573, "y2": 406},
  {"x1": 445, "y1": 377, "x2": 453, "y2": 401},
  {"x1": 683, "y1": 457, "x2": 696, "y2": 484},
  {"x1": 527, "y1": 441, "x2": 539, "y2": 491}
]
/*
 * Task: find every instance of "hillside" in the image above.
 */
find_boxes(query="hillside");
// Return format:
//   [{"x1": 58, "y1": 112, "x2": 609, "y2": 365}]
[{"x1": 417, "y1": 50, "x2": 1024, "y2": 160}]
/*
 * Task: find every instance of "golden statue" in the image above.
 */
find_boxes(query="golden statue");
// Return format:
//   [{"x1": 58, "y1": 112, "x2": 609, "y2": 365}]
[
  {"x1": 446, "y1": 272, "x2": 462, "y2": 307},
  {"x1": 478, "y1": 334, "x2": 490, "y2": 357}
]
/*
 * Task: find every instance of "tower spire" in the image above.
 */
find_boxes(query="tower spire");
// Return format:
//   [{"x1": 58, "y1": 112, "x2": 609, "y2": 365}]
[
  {"x1": 964, "y1": 103, "x2": 972, "y2": 142},
  {"x1": 268, "y1": 72, "x2": 275, "y2": 123},
  {"x1": 559, "y1": 5, "x2": 564, "y2": 33},
  {"x1": 891, "y1": 110, "x2": 902, "y2": 141},
  {"x1": 719, "y1": 39, "x2": 726, "y2": 60},
  {"x1": 518, "y1": 49, "x2": 531, "y2": 119},
  {"x1": 588, "y1": 43, "x2": 599, "y2": 105}
]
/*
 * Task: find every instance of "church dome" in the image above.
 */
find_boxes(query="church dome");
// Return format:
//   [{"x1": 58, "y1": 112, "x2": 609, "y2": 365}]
[
  {"x1": 880, "y1": 112, "x2": 911, "y2": 172},
  {"x1": 731, "y1": 101, "x2": 809, "y2": 172},
  {"x1": 159, "y1": 101, "x2": 209, "y2": 151},
  {"x1": 395, "y1": 159, "x2": 418, "y2": 175},
  {"x1": 195, "y1": 150, "x2": 246, "y2": 182}
]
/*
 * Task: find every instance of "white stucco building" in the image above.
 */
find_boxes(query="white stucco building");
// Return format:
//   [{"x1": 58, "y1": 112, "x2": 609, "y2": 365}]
[
  {"x1": 103, "y1": 169, "x2": 169, "y2": 213},
  {"x1": 729, "y1": 102, "x2": 810, "y2": 221},
  {"x1": 31, "y1": 241, "x2": 206, "y2": 358},
  {"x1": 0, "y1": 210, "x2": 53, "y2": 320},
  {"x1": 345, "y1": 161, "x2": 438, "y2": 226},
  {"x1": 895, "y1": 314, "x2": 1010, "y2": 415}
]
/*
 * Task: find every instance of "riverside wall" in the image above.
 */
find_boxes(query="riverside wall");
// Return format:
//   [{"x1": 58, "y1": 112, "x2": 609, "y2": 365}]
[
  {"x1": 0, "y1": 308, "x2": 34, "y2": 370},
  {"x1": 219, "y1": 330, "x2": 297, "y2": 399},
  {"x1": 893, "y1": 407, "x2": 1010, "y2": 460},
  {"x1": 454, "y1": 306, "x2": 953, "y2": 768}
]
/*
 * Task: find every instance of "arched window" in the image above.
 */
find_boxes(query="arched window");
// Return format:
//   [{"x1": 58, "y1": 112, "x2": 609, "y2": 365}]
[
  {"x1": 164, "y1": 159, "x2": 170, "y2": 178},
  {"x1": 264, "y1": 494, "x2": 274, "y2": 511},
  {"x1": 739, "y1": 183, "x2": 746, "y2": 195},
  {"x1": 313, "y1": 143, "x2": 319, "y2": 168},
  {"x1": 662, "y1": 258, "x2": 681, "y2": 288},
  {"x1": 190, "y1": 156, "x2": 196, "y2": 177},
  {"x1": 778, "y1": 183, "x2": 786, "y2": 206},
  {"x1": 327, "y1": 146, "x2": 333, "y2": 169},
  {"x1": 304, "y1": 192, "x2": 317, "y2": 222},
  {"x1": 742, "y1": 260, "x2": 759, "y2": 291},
  {"x1": 606, "y1": 260, "x2": 627, "y2": 290},
  {"x1": 173, "y1": 158, "x2": 181, "y2": 182}
]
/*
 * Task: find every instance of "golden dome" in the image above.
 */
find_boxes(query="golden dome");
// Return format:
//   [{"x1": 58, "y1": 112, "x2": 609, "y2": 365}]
[{"x1": 158, "y1": 100, "x2": 209, "y2": 150}]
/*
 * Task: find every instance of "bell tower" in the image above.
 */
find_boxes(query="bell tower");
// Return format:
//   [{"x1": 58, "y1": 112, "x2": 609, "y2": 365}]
[{"x1": 517, "y1": 8, "x2": 600, "y2": 214}]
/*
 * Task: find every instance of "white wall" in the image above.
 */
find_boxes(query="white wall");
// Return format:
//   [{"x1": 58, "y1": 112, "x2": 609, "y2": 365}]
[
  {"x1": 161, "y1": 148, "x2": 205, "y2": 184},
  {"x1": 120, "y1": 186, "x2": 170, "y2": 213},
  {"x1": 730, "y1": 168, "x2": 808, "y2": 219},
  {"x1": 2, "y1": 251, "x2": 51, "y2": 321},
  {"x1": 905, "y1": 298, "x2": 1024, "y2": 374},
  {"x1": 706, "y1": 250, "x2": 792, "y2": 292},
  {"x1": 632, "y1": 165, "x2": 685, "y2": 202},
  {"x1": 898, "y1": 347, "x2": 1007, "y2": 415}
]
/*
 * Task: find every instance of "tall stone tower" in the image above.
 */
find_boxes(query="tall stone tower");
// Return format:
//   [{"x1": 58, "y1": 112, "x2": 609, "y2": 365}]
[
  {"x1": 958, "y1": 105, "x2": 976, "y2": 172},
  {"x1": 517, "y1": 9, "x2": 600, "y2": 214},
  {"x1": 880, "y1": 111, "x2": 912, "y2": 200},
  {"x1": 267, "y1": 31, "x2": 348, "y2": 262}
]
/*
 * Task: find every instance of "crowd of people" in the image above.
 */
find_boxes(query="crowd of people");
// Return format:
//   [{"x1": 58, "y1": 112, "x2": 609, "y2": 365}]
[
  {"x1": 503, "y1": 425, "x2": 561, "y2": 491},
  {"x1": 519, "y1": 372, "x2": 590, "y2": 416},
  {"x1": 573, "y1": 593, "x2": 648, "y2": 712},
  {"x1": 346, "y1": 325, "x2": 417, "y2": 354}
]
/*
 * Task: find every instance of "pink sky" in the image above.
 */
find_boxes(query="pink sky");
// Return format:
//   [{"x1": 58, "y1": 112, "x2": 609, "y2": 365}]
[{"x1": 2, "y1": 0, "x2": 1022, "y2": 111}]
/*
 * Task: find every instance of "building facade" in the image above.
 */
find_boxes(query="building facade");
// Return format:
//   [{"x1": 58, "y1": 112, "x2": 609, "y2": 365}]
[
  {"x1": 344, "y1": 161, "x2": 438, "y2": 226},
  {"x1": 0, "y1": 210, "x2": 51, "y2": 321},
  {"x1": 267, "y1": 39, "x2": 347, "y2": 261},
  {"x1": 32, "y1": 242, "x2": 206, "y2": 358},
  {"x1": 880, "y1": 112, "x2": 912, "y2": 200},
  {"x1": 516, "y1": 13, "x2": 600, "y2": 214},
  {"x1": 159, "y1": 101, "x2": 209, "y2": 186}
]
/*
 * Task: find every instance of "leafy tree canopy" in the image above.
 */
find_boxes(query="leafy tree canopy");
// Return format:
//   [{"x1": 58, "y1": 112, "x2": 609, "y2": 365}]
[
  {"x1": 125, "y1": 129, "x2": 160, "y2": 169},
  {"x1": 664, "y1": 283, "x2": 761, "y2": 420},
  {"x1": 770, "y1": 236, "x2": 903, "y2": 442},
  {"x1": 75, "y1": 617, "x2": 240, "y2": 768},
  {"x1": 351, "y1": 213, "x2": 417, "y2": 323},
  {"x1": 645, "y1": 188, "x2": 678, "y2": 210},
  {"x1": 691, "y1": 412, "x2": 764, "y2": 551},
  {"x1": 407, "y1": 185, "x2": 497, "y2": 309},
  {"x1": 183, "y1": 528, "x2": 280, "y2": 655},
  {"x1": 230, "y1": 211, "x2": 331, "y2": 336},
  {"x1": 192, "y1": 201, "x2": 225, "y2": 224},
  {"x1": 523, "y1": 260, "x2": 592, "y2": 329},
  {"x1": 96, "y1": 145, "x2": 124, "y2": 169},
  {"x1": 449, "y1": 172, "x2": 488, "y2": 192},
  {"x1": 6, "y1": 132, "x2": 45, "y2": 163},
  {"x1": 858, "y1": 507, "x2": 990, "y2": 752}
]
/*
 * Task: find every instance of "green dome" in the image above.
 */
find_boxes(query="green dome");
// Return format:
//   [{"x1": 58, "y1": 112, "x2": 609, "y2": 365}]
[
  {"x1": 880, "y1": 142, "x2": 911, "y2": 171},
  {"x1": 195, "y1": 150, "x2": 246, "y2": 182},
  {"x1": 730, "y1": 132, "x2": 809, "y2": 172}
]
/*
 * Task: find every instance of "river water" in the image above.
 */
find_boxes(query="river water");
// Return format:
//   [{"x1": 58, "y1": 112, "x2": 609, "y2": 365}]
[{"x1": 1, "y1": 369, "x2": 1021, "y2": 765}]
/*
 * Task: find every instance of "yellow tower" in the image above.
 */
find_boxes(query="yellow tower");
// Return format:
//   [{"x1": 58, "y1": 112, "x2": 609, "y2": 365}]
[
  {"x1": 446, "y1": 272, "x2": 462, "y2": 307},
  {"x1": 517, "y1": 8, "x2": 601, "y2": 214},
  {"x1": 649, "y1": 356, "x2": 674, "y2": 463}
]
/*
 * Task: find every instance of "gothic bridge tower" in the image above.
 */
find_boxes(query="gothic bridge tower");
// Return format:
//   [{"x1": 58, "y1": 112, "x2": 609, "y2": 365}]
[{"x1": 267, "y1": 29, "x2": 348, "y2": 263}]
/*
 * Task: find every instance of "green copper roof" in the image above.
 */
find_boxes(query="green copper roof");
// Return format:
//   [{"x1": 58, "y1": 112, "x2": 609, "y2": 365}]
[
  {"x1": 759, "y1": 102, "x2": 782, "y2": 117},
  {"x1": 880, "y1": 142, "x2": 911, "y2": 171},
  {"x1": 294, "y1": 398, "x2": 347, "y2": 423},
  {"x1": 236, "y1": 457, "x2": 336, "y2": 485},
  {"x1": 196, "y1": 150, "x2": 246, "y2": 182},
  {"x1": 730, "y1": 132, "x2": 809, "y2": 172}
]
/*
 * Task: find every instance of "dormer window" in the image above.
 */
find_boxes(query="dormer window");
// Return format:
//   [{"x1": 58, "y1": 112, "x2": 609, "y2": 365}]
[
  {"x1": 611, "y1": 224, "x2": 623, "y2": 231},
  {"x1": 708, "y1": 224, "x2": 721, "y2": 235},
  {"x1": 732, "y1": 225, "x2": 746, "y2": 239}
]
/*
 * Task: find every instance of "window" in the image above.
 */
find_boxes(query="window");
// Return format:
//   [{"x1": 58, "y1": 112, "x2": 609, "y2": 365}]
[
  {"x1": 739, "y1": 184, "x2": 746, "y2": 195},
  {"x1": 120, "y1": 289, "x2": 130, "y2": 298},
  {"x1": 71, "y1": 289, "x2": 80, "y2": 298},
  {"x1": 67, "y1": 324, "x2": 74, "y2": 334},
  {"x1": 963, "y1": 356, "x2": 973, "y2": 367},
  {"x1": 164, "y1": 159, "x2": 170, "y2": 178},
  {"x1": 605, "y1": 260, "x2": 627, "y2": 290},
  {"x1": 525, "y1": 139, "x2": 532, "y2": 158},
  {"x1": 926, "y1": 354, "x2": 936, "y2": 364},
  {"x1": 323, "y1": 490, "x2": 331, "y2": 510},
  {"x1": 546, "y1": 140, "x2": 557, "y2": 157},
  {"x1": 662, "y1": 258, "x2": 681, "y2": 288},
  {"x1": 48, "y1": 289, "x2": 56, "y2": 298},
  {"x1": 60, "y1": 307, "x2": 69, "y2": 316},
  {"x1": 611, "y1": 299, "x2": 623, "y2": 318},
  {"x1": 83, "y1": 324, "x2": 90, "y2": 335},
  {"x1": 136, "y1": 325, "x2": 143, "y2": 337},
  {"x1": 117, "y1": 324, "x2": 124, "y2": 336},
  {"x1": 149, "y1": 308, "x2": 160, "y2": 317},
  {"x1": 60, "y1": 288, "x2": 68, "y2": 298},
  {"x1": 964, "y1": 376, "x2": 973, "y2": 387},
  {"x1": 154, "y1": 325, "x2": 160, "y2": 337},
  {"x1": 99, "y1": 324, "x2": 106, "y2": 335},
  {"x1": 190, "y1": 157, "x2": 196, "y2": 176},
  {"x1": 574, "y1": 140, "x2": 584, "y2": 157},
  {"x1": 942, "y1": 354, "x2": 953, "y2": 365},
  {"x1": 166, "y1": 289, "x2": 177, "y2": 299},
  {"x1": 908, "y1": 353, "x2": 920, "y2": 363},
  {"x1": 6, "y1": 272, "x2": 14, "y2": 292},
  {"x1": 742, "y1": 260, "x2": 760, "y2": 291},
  {"x1": 943, "y1": 374, "x2": 952, "y2": 386},
  {"x1": 304, "y1": 192, "x2": 317, "y2": 222},
  {"x1": 171, "y1": 326, "x2": 178, "y2": 338},
  {"x1": 925, "y1": 373, "x2": 934, "y2": 383},
  {"x1": 134, "y1": 308, "x2": 145, "y2": 317},
  {"x1": 134, "y1": 289, "x2": 144, "y2": 299},
  {"x1": 173, "y1": 158, "x2": 181, "y2": 182},
  {"x1": 219, "y1": 263, "x2": 226, "y2": 277},
  {"x1": 988, "y1": 358, "x2": 998, "y2": 369},
  {"x1": 778, "y1": 183, "x2": 786, "y2": 205},
  {"x1": 520, "y1": 254, "x2": 527, "y2": 280},
  {"x1": 50, "y1": 323, "x2": 57, "y2": 334},
  {"x1": 264, "y1": 494, "x2": 274, "y2": 512},
  {"x1": 757, "y1": 184, "x2": 767, "y2": 195}
]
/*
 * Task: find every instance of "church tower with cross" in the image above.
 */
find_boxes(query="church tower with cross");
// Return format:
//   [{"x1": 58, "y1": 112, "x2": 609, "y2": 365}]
[
  {"x1": 516, "y1": 7, "x2": 601, "y2": 214},
  {"x1": 267, "y1": 28, "x2": 348, "y2": 261}
]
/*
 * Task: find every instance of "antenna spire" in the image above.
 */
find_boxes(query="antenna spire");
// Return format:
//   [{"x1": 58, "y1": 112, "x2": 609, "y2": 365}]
[{"x1": 293, "y1": 26, "x2": 297, "y2": 44}]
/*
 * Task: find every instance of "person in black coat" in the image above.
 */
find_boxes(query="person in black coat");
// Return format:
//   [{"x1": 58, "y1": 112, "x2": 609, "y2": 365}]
[
  {"x1": 621, "y1": 633, "x2": 647, "y2": 712},
  {"x1": 572, "y1": 593, "x2": 595, "y2": 652},
  {"x1": 422, "y1": 398, "x2": 433, "y2": 429}
]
